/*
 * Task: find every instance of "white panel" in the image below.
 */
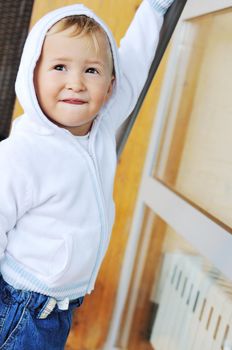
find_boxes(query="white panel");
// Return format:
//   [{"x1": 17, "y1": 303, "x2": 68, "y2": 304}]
[{"x1": 182, "y1": 0, "x2": 232, "y2": 20}]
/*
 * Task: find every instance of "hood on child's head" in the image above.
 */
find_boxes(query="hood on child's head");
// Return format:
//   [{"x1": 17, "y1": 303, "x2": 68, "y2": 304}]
[{"x1": 15, "y1": 4, "x2": 121, "y2": 133}]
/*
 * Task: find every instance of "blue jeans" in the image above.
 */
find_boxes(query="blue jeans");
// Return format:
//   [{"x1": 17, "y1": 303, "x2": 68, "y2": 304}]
[{"x1": 0, "y1": 275, "x2": 84, "y2": 349}]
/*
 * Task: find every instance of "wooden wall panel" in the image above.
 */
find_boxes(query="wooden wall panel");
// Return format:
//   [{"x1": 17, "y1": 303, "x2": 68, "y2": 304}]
[
  {"x1": 11, "y1": 1, "x2": 169, "y2": 348},
  {"x1": 154, "y1": 8, "x2": 232, "y2": 229}
]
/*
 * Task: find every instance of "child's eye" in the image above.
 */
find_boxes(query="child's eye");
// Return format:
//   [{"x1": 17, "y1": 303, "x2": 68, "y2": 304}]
[
  {"x1": 54, "y1": 64, "x2": 66, "y2": 71},
  {"x1": 86, "y1": 67, "x2": 99, "y2": 74}
]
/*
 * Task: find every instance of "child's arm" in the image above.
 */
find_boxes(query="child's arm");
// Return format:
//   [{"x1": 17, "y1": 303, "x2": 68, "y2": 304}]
[
  {"x1": 106, "y1": 0, "x2": 175, "y2": 131},
  {"x1": 0, "y1": 143, "x2": 32, "y2": 259}
]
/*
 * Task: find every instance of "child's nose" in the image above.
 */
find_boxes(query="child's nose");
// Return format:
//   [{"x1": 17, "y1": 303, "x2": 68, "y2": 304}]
[{"x1": 65, "y1": 75, "x2": 85, "y2": 92}]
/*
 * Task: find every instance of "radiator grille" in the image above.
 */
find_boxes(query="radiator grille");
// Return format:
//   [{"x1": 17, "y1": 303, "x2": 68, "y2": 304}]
[{"x1": 150, "y1": 253, "x2": 232, "y2": 350}]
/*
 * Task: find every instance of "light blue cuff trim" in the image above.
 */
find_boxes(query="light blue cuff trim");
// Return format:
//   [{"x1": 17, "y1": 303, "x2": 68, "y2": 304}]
[{"x1": 146, "y1": 0, "x2": 175, "y2": 14}]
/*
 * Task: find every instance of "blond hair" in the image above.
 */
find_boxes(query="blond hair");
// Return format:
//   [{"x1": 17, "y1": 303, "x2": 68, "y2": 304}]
[{"x1": 47, "y1": 15, "x2": 115, "y2": 75}]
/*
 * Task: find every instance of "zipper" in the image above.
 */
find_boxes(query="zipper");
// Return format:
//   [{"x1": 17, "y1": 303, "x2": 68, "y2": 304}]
[
  {"x1": 86, "y1": 120, "x2": 109, "y2": 292},
  {"x1": 62, "y1": 117, "x2": 109, "y2": 293}
]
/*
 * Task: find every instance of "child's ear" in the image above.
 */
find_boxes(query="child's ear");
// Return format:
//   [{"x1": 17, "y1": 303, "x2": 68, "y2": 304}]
[{"x1": 106, "y1": 76, "x2": 115, "y2": 100}]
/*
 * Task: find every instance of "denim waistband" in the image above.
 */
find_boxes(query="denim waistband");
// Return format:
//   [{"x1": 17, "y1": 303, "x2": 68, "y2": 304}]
[{"x1": 0, "y1": 275, "x2": 84, "y2": 319}]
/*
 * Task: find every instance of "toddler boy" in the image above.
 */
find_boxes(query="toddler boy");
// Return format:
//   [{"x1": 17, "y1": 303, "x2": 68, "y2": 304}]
[{"x1": 0, "y1": 0, "x2": 174, "y2": 348}]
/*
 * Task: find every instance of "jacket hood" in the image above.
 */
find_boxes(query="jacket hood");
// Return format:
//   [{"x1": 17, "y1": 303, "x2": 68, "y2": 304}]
[{"x1": 15, "y1": 4, "x2": 121, "y2": 134}]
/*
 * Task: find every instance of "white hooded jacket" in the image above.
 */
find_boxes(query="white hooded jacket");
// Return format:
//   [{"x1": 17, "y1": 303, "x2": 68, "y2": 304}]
[{"x1": 0, "y1": 0, "x2": 166, "y2": 301}]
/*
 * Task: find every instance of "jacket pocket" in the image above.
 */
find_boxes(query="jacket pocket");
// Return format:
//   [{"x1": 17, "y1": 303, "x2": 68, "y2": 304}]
[
  {"x1": 16, "y1": 233, "x2": 74, "y2": 287},
  {"x1": 45, "y1": 234, "x2": 73, "y2": 286}
]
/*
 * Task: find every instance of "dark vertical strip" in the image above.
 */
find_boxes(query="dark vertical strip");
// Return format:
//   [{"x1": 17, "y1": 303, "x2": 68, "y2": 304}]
[
  {"x1": 0, "y1": 0, "x2": 34, "y2": 141},
  {"x1": 117, "y1": 0, "x2": 188, "y2": 157}
]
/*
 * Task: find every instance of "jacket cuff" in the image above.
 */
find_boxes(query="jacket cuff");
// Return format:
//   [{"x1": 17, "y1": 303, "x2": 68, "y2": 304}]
[{"x1": 146, "y1": 0, "x2": 175, "y2": 15}]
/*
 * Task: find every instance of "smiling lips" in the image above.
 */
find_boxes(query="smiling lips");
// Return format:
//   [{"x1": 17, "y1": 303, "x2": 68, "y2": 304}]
[{"x1": 61, "y1": 99, "x2": 86, "y2": 105}]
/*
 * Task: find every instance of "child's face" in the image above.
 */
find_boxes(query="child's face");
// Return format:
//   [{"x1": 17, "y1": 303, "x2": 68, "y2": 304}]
[{"x1": 34, "y1": 26, "x2": 114, "y2": 136}]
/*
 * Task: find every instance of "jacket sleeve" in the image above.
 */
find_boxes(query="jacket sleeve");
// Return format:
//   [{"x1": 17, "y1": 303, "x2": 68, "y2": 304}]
[
  {"x1": 0, "y1": 142, "x2": 32, "y2": 260},
  {"x1": 106, "y1": 0, "x2": 175, "y2": 132}
]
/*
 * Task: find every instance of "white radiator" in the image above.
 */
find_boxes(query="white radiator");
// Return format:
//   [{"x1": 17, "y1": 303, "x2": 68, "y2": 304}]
[{"x1": 150, "y1": 253, "x2": 232, "y2": 350}]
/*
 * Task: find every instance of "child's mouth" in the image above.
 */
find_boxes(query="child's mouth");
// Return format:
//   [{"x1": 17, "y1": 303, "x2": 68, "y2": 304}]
[{"x1": 61, "y1": 99, "x2": 86, "y2": 105}]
